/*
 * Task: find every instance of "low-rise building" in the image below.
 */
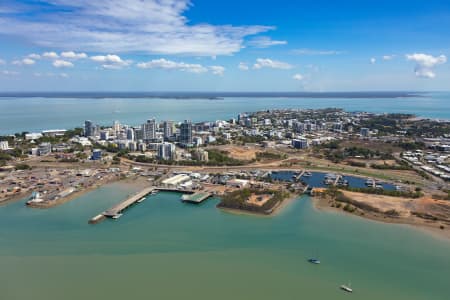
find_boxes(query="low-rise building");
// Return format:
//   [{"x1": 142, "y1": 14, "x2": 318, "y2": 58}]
[
  {"x1": 0, "y1": 141, "x2": 9, "y2": 150},
  {"x1": 38, "y1": 142, "x2": 52, "y2": 156}
]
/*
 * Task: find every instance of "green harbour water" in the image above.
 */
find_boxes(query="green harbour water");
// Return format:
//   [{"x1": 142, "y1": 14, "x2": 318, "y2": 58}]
[{"x1": 1, "y1": 182, "x2": 449, "y2": 300}]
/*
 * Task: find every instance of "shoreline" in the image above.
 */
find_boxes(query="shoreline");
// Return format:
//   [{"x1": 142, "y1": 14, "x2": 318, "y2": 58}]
[
  {"x1": 0, "y1": 192, "x2": 31, "y2": 206},
  {"x1": 26, "y1": 175, "x2": 149, "y2": 209},
  {"x1": 311, "y1": 195, "x2": 450, "y2": 240}
]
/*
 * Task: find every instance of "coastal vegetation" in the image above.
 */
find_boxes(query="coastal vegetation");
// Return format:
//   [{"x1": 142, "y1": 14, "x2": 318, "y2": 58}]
[
  {"x1": 218, "y1": 188, "x2": 291, "y2": 214},
  {"x1": 255, "y1": 151, "x2": 287, "y2": 161},
  {"x1": 339, "y1": 186, "x2": 423, "y2": 198}
]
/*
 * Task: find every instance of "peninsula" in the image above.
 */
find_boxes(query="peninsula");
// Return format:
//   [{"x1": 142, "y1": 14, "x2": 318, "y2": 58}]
[{"x1": 1, "y1": 108, "x2": 449, "y2": 237}]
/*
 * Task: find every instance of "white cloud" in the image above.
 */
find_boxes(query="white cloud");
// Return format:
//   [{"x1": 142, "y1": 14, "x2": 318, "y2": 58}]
[
  {"x1": 238, "y1": 62, "x2": 249, "y2": 71},
  {"x1": 90, "y1": 54, "x2": 131, "y2": 69},
  {"x1": 1, "y1": 70, "x2": 19, "y2": 76},
  {"x1": 292, "y1": 73, "x2": 304, "y2": 81},
  {"x1": 210, "y1": 66, "x2": 225, "y2": 76},
  {"x1": 53, "y1": 59, "x2": 74, "y2": 68},
  {"x1": 253, "y1": 58, "x2": 293, "y2": 70},
  {"x1": 293, "y1": 49, "x2": 342, "y2": 55},
  {"x1": 28, "y1": 53, "x2": 41, "y2": 60},
  {"x1": 0, "y1": 0, "x2": 273, "y2": 56},
  {"x1": 383, "y1": 55, "x2": 395, "y2": 61},
  {"x1": 406, "y1": 53, "x2": 447, "y2": 78},
  {"x1": 33, "y1": 72, "x2": 69, "y2": 78},
  {"x1": 0, "y1": 59, "x2": 5, "y2": 65},
  {"x1": 12, "y1": 58, "x2": 35, "y2": 65},
  {"x1": 61, "y1": 51, "x2": 87, "y2": 59},
  {"x1": 42, "y1": 51, "x2": 59, "y2": 59},
  {"x1": 248, "y1": 36, "x2": 287, "y2": 48},
  {"x1": 137, "y1": 58, "x2": 208, "y2": 73},
  {"x1": 370, "y1": 57, "x2": 376, "y2": 64}
]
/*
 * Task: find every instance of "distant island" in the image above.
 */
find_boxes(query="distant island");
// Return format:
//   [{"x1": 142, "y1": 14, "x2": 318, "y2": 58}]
[{"x1": 0, "y1": 91, "x2": 425, "y2": 99}]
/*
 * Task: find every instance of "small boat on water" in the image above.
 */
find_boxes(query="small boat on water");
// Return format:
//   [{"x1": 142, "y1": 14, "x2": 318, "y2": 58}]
[
  {"x1": 137, "y1": 197, "x2": 146, "y2": 203},
  {"x1": 303, "y1": 171, "x2": 312, "y2": 177},
  {"x1": 112, "y1": 213, "x2": 123, "y2": 219},
  {"x1": 365, "y1": 179, "x2": 375, "y2": 186},
  {"x1": 151, "y1": 190, "x2": 158, "y2": 195},
  {"x1": 337, "y1": 178, "x2": 349, "y2": 186},
  {"x1": 308, "y1": 258, "x2": 320, "y2": 264},
  {"x1": 340, "y1": 283, "x2": 353, "y2": 293}
]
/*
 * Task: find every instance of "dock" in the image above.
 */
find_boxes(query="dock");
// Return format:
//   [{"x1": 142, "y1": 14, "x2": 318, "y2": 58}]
[
  {"x1": 295, "y1": 170, "x2": 305, "y2": 181},
  {"x1": 89, "y1": 186, "x2": 155, "y2": 223},
  {"x1": 103, "y1": 187, "x2": 155, "y2": 218},
  {"x1": 181, "y1": 192, "x2": 212, "y2": 204},
  {"x1": 333, "y1": 175, "x2": 342, "y2": 186}
]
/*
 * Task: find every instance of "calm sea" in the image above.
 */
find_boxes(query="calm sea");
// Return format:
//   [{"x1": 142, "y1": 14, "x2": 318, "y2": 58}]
[
  {"x1": 0, "y1": 183, "x2": 449, "y2": 300},
  {"x1": 0, "y1": 92, "x2": 449, "y2": 134}
]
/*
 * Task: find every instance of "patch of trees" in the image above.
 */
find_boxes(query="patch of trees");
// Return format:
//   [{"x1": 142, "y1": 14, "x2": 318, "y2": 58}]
[
  {"x1": 255, "y1": 151, "x2": 286, "y2": 161},
  {"x1": 396, "y1": 141, "x2": 425, "y2": 151},
  {"x1": 340, "y1": 186, "x2": 423, "y2": 198},
  {"x1": 15, "y1": 163, "x2": 31, "y2": 170},
  {"x1": 370, "y1": 162, "x2": 412, "y2": 170},
  {"x1": 324, "y1": 146, "x2": 393, "y2": 163},
  {"x1": 217, "y1": 188, "x2": 290, "y2": 214}
]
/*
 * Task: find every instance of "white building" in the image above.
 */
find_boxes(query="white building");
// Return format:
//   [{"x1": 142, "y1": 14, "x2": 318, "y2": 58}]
[
  {"x1": 25, "y1": 133, "x2": 43, "y2": 140},
  {"x1": 0, "y1": 141, "x2": 9, "y2": 150},
  {"x1": 226, "y1": 179, "x2": 249, "y2": 188},
  {"x1": 158, "y1": 142, "x2": 176, "y2": 160},
  {"x1": 142, "y1": 119, "x2": 157, "y2": 141},
  {"x1": 161, "y1": 174, "x2": 191, "y2": 188}
]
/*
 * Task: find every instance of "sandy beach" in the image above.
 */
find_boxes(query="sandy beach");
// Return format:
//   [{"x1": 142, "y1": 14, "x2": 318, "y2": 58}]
[{"x1": 311, "y1": 192, "x2": 450, "y2": 240}]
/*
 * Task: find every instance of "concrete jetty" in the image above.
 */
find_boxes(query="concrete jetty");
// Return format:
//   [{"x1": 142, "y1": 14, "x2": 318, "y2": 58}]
[
  {"x1": 89, "y1": 186, "x2": 155, "y2": 223},
  {"x1": 181, "y1": 192, "x2": 212, "y2": 204},
  {"x1": 103, "y1": 186, "x2": 155, "y2": 218}
]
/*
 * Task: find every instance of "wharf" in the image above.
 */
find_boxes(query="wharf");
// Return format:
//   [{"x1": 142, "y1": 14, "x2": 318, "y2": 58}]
[
  {"x1": 181, "y1": 192, "x2": 212, "y2": 204},
  {"x1": 333, "y1": 175, "x2": 342, "y2": 186},
  {"x1": 89, "y1": 186, "x2": 154, "y2": 223},
  {"x1": 155, "y1": 187, "x2": 195, "y2": 193},
  {"x1": 103, "y1": 187, "x2": 155, "y2": 217},
  {"x1": 295, "y1": 170, "x2": 305, "y2": 181}
]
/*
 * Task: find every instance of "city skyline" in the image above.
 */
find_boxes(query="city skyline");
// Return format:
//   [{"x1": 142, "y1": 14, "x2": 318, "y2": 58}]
[{"x1": 0, "y1": 0, "x2": 449, "y2": 92}]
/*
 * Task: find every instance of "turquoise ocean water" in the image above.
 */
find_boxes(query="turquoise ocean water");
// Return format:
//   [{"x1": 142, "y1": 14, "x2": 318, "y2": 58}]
[
  {"x1": 0, "y1": 184, "x2": 449, "y2": 300},
  {"x1": 0, "y1": 92, "x2": 449, "y2": 134}
]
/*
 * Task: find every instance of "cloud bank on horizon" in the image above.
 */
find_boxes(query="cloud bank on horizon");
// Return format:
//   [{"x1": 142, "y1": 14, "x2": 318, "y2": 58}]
[{"x1": 0, "y1": 0, "x2": 449, "y2": 91}]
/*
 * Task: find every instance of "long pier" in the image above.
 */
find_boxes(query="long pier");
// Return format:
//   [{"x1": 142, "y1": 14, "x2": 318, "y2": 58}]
[
  {"x1": 89, "y1": 186, "x2": 155, "y2": 223},
  {"x1": 103, "y1": 187, "x2": 155, "y2": 217}
]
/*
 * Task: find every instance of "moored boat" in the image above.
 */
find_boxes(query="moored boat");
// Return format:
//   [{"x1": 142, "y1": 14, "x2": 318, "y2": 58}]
[
  {"x1": 340, "y1": 283, "x2": 353, "y2": 293},
  {"x1": 308, "y1": 258, "x2": 320, "y2": 264},
  {"x1": 112, "y1": 213, "x2": 123, "y2": 219}
]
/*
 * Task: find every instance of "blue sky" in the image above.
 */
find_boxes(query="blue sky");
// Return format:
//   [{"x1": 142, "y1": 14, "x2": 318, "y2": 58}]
[{"x1": 0, "y1": 0, "x2": 449, "y2": 91}]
